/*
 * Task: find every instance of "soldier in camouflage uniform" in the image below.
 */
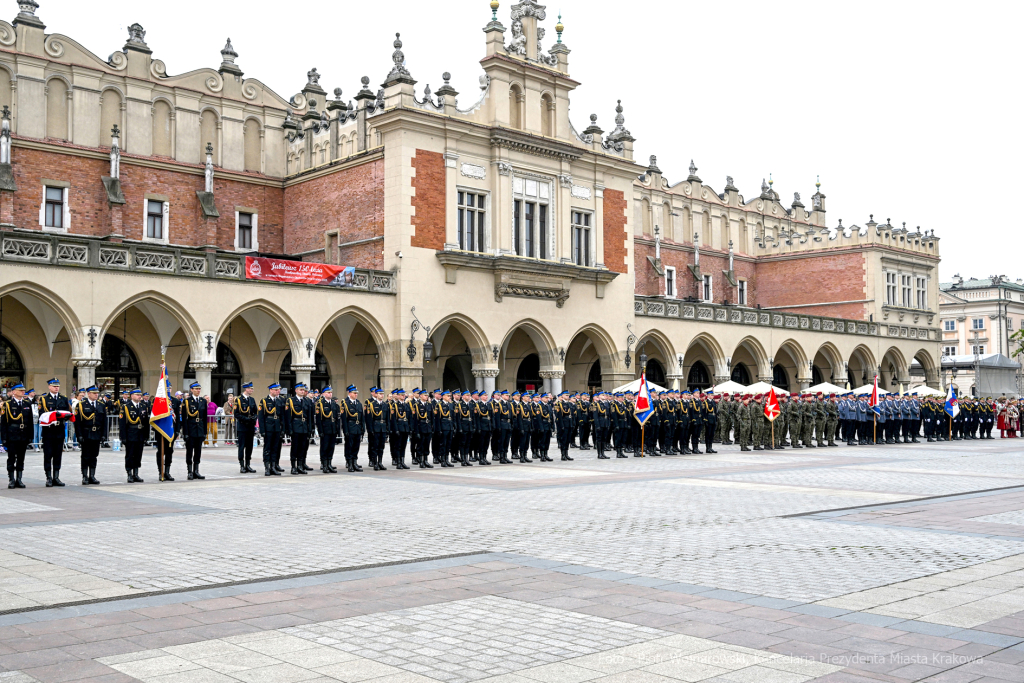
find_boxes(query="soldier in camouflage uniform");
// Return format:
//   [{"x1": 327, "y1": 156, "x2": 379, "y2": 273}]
[
  {"x1": 798, "y1": 395, "x2": 814, "y2": 448},
  {"x1": 814, "y1": 393, "x2": 828, "y2": 447},
  {"x1": 788, "y1": 394, "x2": 802, "y2": 448},
  {"x1": 722, "y1": 394, "x2": 735, "y2": 445},
  {"x1": 762, "y1": 396, "x2": 774, "y2": 450},
  {"x1": 750, "y1": 394, "x2": 764, "y2": 451},
  {"x1": 825, "y1": 393, "x2": 840, "y2": 446},
  {"x1": 774, "y1": 394, "x2": 787, "y2": 449},
  {"x1": 737, "y1": 395, "x2": 752, "y2": 451}
]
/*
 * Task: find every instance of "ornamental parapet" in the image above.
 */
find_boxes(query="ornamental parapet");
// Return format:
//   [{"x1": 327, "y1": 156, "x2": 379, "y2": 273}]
[
  {"x1": 0, "y1": 228, "x2": 396, "y2": 294},
  {"x1": 634, "y1": 295, "x2": 939, "y2": 342}
]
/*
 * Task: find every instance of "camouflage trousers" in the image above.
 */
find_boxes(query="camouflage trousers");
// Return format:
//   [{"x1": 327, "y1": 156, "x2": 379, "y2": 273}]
[{"x1": 738, "y1": 420, "x2": 751, "y2": 447}]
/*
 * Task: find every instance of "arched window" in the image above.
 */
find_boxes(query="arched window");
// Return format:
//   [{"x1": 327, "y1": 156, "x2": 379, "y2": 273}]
[
  {"x1": 645, "y1": 358, "x2": 666, "y2": 386},
  {"x1": 277, "y1": 350, "x2": 330, "y2": 393},
  {"x1": 199, "y1": 110, "x2": 218, "y2": 164},
  {"x1": 95, "y1": 336, "x2": 141, "y2": 397},
  {"x1": 811, "y1": 365, "x2": 824, "y2": 386},
  {"x1": 687, "y1": 361, "x2": 710, "y2": 391},
  {"x1": 587, "y1": 359, "x2": 602, "y2": 392},
  {"x1": 183, "y1": 343, "x2": 243, "y2": 406},
  {"x1": 509, "y1": 84, "x2": 523, "y2": 130},
  {"x1": 152, "y1": 100, "x2": 172, "y2": 157},
  {"x1": 541, "y1": 93, "x2": 554, "y2": 136},
  {"x1": 243, "y1": 119, "x2": 261, "y2": 172},
  {"x1": 46, "y1": 78, "x2": 68, "y2": 140},
  {"x1": 731, "y1": 363, "x2": 751, "y2": 386},
  {"x1": 99, "y1": 89, "x2": 122, "y2": 147},
  {"x1": 772, "y1": 364, "x2": 790, "y2": 391},
  {"x1": 516, "y1": 353, "x2": 541, "y2": 393},
  {"x1": 0, "y1": 335, "x2": 25, "y2": 388}
]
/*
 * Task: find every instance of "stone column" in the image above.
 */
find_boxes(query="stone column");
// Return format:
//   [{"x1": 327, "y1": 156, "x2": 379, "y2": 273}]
[
  {"x1": 190, "y1": 362, "x2": 218, "y2": 395},
  {"x1": 797, "y1": 378, "x2": 812, "y2": 391},
  {"x1": 472, "y1": 368, "x2": 499, "y2": 393},
  {"x1": 291, "y1": 364, "x2": 315, "y2": 389},
  {"x1": 713, "y1": 375, "x2": 729, "y2": 388},
  {"x1": 539, "y1": 370, "x2": 565, "y2": 395},
  {"x1": 379, "y1": 367, "x2": 424, "y2": 393},
  {"x1": 666, "y1": 374, "x2": 684, "y2": 390},
  {"x1": 73, "y1": 360, "x2": 101, "y2": 390}
]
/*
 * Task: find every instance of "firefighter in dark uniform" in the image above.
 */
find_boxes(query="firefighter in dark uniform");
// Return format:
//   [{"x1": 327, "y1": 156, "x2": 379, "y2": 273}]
[
  {"x1": 433, "y1": 390, "x2": 455, "y2": 467},
  {"x1": 234, "y1": 382, "x2": 258, "y2": 473},
  {"x1": 284, "y1": 382, "x2": 313, "y2": 475},
  {"x1": 258, "y1": 383, "x2": 285, "y2": 475},
  {"x1": 341, "y1": 385, "x2": 365, "y2": 472},
  {"x1": 364, "y1": 387, "x2": 388, "y2": 471},
  {"x1": 474, "y1": 391, "x2": 493, "y2": 465},
  {"x1": 180, "y1": 382, "x2": 208, "y2": 480},
  {"x1": 493, "y1": 391, "x2": 512, "y2": 464},
  {"x1": 453, "y1": 390, "x2": 474, "y2": 466},
  {"x1": 553, "y1": 391, "x2": 575, "y2": 461},
  {"x1": 389, "y1": 388, "x2": 411, "y2": 469},
  {"x1": 411, "y1": 389, "x2": 434, "y2": 468},
  {"x1": 689, "y1": 391, "x2": 706, "y2": 454},
  {"x1": 315, "y1": 386, "x2": 341, "y2": 473},
  {"x1": 3, "y1": 383, "x2": 33, "y2": 488},
  {"x1": 119, "y1": 388, "x2": 149, "y2": 483},
  {"x1": 702, "y1": 392, "x2": 718, "y2": 454},
  {"x1": 38, "y1": 378, "x2": 70, "y2": 487},
  {"x1": 74, "y1": 385, "x2": 106, "y2": 485}
]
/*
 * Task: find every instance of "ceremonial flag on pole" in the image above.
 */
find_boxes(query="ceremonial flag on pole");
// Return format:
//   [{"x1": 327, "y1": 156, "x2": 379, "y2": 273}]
[
  {"x1": 764, "y1": 387, "x2": 781, "y2": 422},
  {"x1": 150, "y1": 364, "x2": 174, "y2": 443},
  {"x1": 634, "y1": 371, "x2": 655, "y2": 426},
  {"x1": 869, "y1": 375, "x2": 882, "y2": 416},
  {"x1": 944, "y1": 384, "x2": 960, "y2": 419}
]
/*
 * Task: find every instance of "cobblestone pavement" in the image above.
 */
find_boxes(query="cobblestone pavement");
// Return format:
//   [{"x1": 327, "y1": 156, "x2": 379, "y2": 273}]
[{"x1": 0, "y1": 439, "x2": 1022, "y2": 682}]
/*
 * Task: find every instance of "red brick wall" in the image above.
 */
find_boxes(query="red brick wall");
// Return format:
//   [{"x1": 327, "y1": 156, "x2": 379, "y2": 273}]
[
  {"x1": 756, "y1": 252, "x2": 867, "y2": 319},
  {"x1": 603, "y1": 189, "x2": 628, "y2": 274},
  {"x1": 283, "y1": 159, "x2": 383, "y2": 267},
  {"x1": 9, "y1": 145, "x2": 284, "y2": 251},
  {"x1": 410, "y1": 150, "x2": 445, "y2": 250},
  {"x1": 634, "y1": 241, "x2": 755, "y2": 304}
]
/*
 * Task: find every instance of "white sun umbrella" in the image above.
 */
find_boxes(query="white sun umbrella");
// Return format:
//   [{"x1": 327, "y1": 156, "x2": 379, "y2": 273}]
[
  {"x1": 851, "y1": 383, "x2": 889, "y2": 396},
  {"x1": 802, "y1": 382, "x2": 847, "y2": 395},
  {"x1": 745, "y1": 381, "x2": 788, "y2": 395},
  {"x1": 909, "y1": 384, "x2": 945, "y2": 397},
  {"x1": 712, "y1": 380, "x2": 749, "y2": 394},
  {"x1": 612, "y1": 378, "x2": 670, "y2": 394}
]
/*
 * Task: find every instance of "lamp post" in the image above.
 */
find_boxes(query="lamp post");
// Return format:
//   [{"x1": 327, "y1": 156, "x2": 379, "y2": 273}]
[{"x1": 407, "y1": 306, "x2": 433, "y2": 363}]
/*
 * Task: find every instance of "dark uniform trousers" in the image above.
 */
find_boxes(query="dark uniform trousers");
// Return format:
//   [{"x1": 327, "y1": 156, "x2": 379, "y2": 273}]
[{"x1": 40, "y1": 394, "x2": 70, "y2": 476}]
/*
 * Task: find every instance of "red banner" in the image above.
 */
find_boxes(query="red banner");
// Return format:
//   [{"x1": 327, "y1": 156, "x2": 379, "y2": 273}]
[{"x1": 245, "y1": 256, "x2": 355, "y2": 287}]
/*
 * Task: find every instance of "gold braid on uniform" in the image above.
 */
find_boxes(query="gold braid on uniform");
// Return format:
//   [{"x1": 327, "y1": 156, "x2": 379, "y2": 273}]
[
  {"x1": 236, "y1": 397, "x2": 252, "y2": 416},
  {"x1": 342, "y1": 399, "x2": 361, "y2": 418},
  {"x1": 364, "y1": 399, "x2": 382, "y2": 418},
  {"x1": 182, "y1": 398, "x2": 200, "y2": 419},
  {"x1": 4, "y1": 400, "x2": 23, "y2": 422},
  {"x1": 287, "y1": 398, "x2": 304, "y2": 416},
  {"x1": 123, "y1": 404, "x2": 140, "y2": 425},
  {"x1": 261, "y1": 398, "x2": 277, "y2": 415},
  {"x1": 76, "y1": 401, "x2": 94, "y2": 422}
]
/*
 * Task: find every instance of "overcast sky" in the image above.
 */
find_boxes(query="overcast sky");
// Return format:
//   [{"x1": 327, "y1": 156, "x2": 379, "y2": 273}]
[{"x1": 34, "y1": 0, "x2": 1022, "y2": 281}]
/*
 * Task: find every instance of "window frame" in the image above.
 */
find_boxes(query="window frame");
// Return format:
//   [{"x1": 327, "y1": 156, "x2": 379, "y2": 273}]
[
  {"x1": 664, "y1": 266, "x2": 676, "y2": 299},
  {"x1": 702, "y1": 274, "x2": 713, "y2": 302},
  {"x1": 571, "y1": 210, "x2": 592, "y2": 267},
  {"x1": 972, "y1": 345, "x2": 985, "y2": 355},
  {"x1": 457, "y1": 190, "x2": 488, "y2": 254},
  {"x1": 512, "y1": 176, "x2": 552, "y2": 259},
  {"x1": 737, "y1": 279, "x2": 748, "y2": 306},
  {"x1": 234, "y1": 210, "x2": 259, "y2": 252},
  {"x1": 885, "y1": 271, "x2": 897, "y2": 306},
  {"x1": 39, "y1": 182, "x2": 70, "y2": 232},
  {"x1": 915, "y1": 276, "x2": 927, "y2": 309},
  {"x1": 143, "y1": 196, "x2": 170, "y2": 244},
  {"x1": 971, "y1": 318, "x2": 985, "y2": 331},
  {"x1": 942, "y1": 346, "x2": 958, "y2": 357},
  {"x1": 901, "y1": 274, "x2": 912, "y2": 307},
  {"x1": 943, "y1": 319, "x2": 956, "y2": 332}
]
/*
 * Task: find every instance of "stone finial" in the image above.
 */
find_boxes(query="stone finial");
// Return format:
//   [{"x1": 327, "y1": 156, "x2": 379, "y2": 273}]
[
  {"x1": 725, "y1": 175, "x2": 738, "y2": 192},
  {"x1": 384, "y1": 32, "x2": 416, "y2": 86},
  {"x1": 606, "y1": 100, "x2": 634, "y2": 143},
  {"x1": 111, "y1": 124, "x2": 120, "y2": 140},
  {"x1": 648, "y1": 155, "x2": 662, "y2": 175},
  {"x1": 220, "y1": 38, "x2": 238, "y2": 64},
  {"x1": 14, "y1": 1, "x2": 44, "y2": 29},
  {"x1": 307, "y1": 68, "x2": 321, "y2": 86},
  {"x1": 687, "y1": 159, "x2": 701, "y2": 183},
  {"x1": 126, "y1": 23, "x2": 147, "y2": 46},
  {"x1": 1, "y1": 105, "x2": 10, "y2": 121},
  {"x1": 17, "y1": 0, "x2": 38, "y2": 16},
  {"x1": 792, "y1": 191, "x2": 804, "y2": 208},
  {"x1": 328, "y1": 87, "x2": 347, "y2": 112},
  {"x1": 206, "y1": 142, "x2": 213, "y2": 156},
  {"x1": 334, "y1": 87, "x2": 342, "y2": 100},
  {"x1": 435, "y1": 72, "x2": 458, "y2": 98},
  {"x1": 582, "y1": 113, "x2": 603, "y2": 137}
]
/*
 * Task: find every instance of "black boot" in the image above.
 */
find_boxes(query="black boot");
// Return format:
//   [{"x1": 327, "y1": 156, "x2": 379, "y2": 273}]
[
  {"x1": 161, "y1": 465, "x2": 173, "y2": 482},
  {"x1": 82, "y1": 466, "x2": 89, "y2": 486},
  {"x1": 51, "y1": 468, "x2": 66, "y2": 484},
  {"x1": 245, "y1": 458, "x2": 256, "y2": 473},
  {"x1": 377, "y1": 454, "x2": 388, "y2": 471},
  {"x1": 134, "y1": 469, "x2": 144, "y2": 483},
  {"x1": 328, "y1": 459, "x2": 338, "y2": 473},
  {"x1": 188, "y1": 465, "x2": 195, "y2": 480},
  {"x1": 7, "y1": 471, "x2": 14, "y2": 489},
  {"x1": 14, "y1": 471, "x2": 25, "y2": 488},
  {"x1": 294, "y1": 458, "x2": 307, "y2": 474},
  {"x1": 45, "y1": 471, "x2": 53, "y2": 487},
  {"x1": 290, "y1": 459, "x2": 299, "y2": 475},
  {"x1": 239, "y1": 459, "x2": 247, "y2": 474},
  {"x1": 193, "y1": 464, "x2": 205, "y2": 480}
]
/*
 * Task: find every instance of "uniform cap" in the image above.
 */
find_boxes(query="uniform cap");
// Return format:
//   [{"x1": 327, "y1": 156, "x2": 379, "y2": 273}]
[
  {"x1": 47, "y1": 377, "x2": 60, "y2": 385},
  {"x1": 269, "y1": 383, "x2": 282, "y2": 390},
  {"x1": 347, "y1": 385, "x2": 358, "y2": 392},
  {"x1": 10, "y1": 382, "x2": 24, "y2": 390},
  {"x1": 190, "y1": 382, "x2": 201, "y2": 389},
  {"x1": 295, "y1": 382, "x2": 307, "y2": 389},
  {"x1": 790, "y1": 393, "x2": 799, "y2": 398},
  {"x1": 462, "y1": 390, "x2": 472, "y2": 396},
  {"x1": 143, "y1": 392, "x2": 150, "y2": 397},
  {"x1": 242, "y1": 382, "x2": 253, "y2": 389},
  {"x1": 85, "y1": 385, "x2": 98, "y2": 393},
  {"x1": 322, "y1": 386, "x2": 333, "y2": 393},
  {"x1": 442, "y1": 390, "x2": 451, "y2": 396},
  {"x1": 130, "y1": 388, "x2": 142, "y2": 395}
]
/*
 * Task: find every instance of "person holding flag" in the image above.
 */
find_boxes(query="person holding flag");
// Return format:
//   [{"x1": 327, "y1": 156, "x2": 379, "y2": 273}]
[
  {"x1": 150, "y1": 364, "x2": 176, "y2": 482},
  {"x1": 763, "y1": 387, "x2": 781, "y2": 449},
  {"x1": 944, "y1": 384, "x2": 960, "y2": 441},
  {"x1": 633, "y1": 371, "x2": 654, "y2": 457},
  {"x1": 869, "y1": 375, "x2": 882, "y2": 445}
]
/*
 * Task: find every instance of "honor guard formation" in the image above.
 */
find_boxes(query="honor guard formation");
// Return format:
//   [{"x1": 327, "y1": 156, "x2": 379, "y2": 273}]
[{"x1": 1, "y1": 381, "x2": 1004, "y2": 488}]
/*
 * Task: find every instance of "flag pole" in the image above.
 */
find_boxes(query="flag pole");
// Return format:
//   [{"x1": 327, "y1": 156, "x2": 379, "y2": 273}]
[{"x1": 159, "y1": 347, "x2": 165, "y2": 482}]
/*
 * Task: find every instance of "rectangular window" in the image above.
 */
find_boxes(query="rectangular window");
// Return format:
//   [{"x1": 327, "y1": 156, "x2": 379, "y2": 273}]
[
  {"x1": 237, "y1": 212, "x2": 253, "y2": 250},
  {"x1": 972, "y1": 318, "x2": 985, "y2": 330},
  {"x1": 512, "y1": 177, "x2": 551, "y2": 260},
  {"x1": 901, "y1": 274, "x2": 912, "y2": 307},
  {"x1": 972, "y1": 345, "x2": 985, "y2": 355},
  {"x1": 44, "y1": 187, "x2": 64, "y2": 228},
  {"x1": 916, "y1": 277, "x2": 927, "y2": 309},
  {"x1": 702, "y1": 274, "x2": 713, "y2": 302},
  {"x1": 665, "y1": 266, "x2": 676, "y2": 298},
  {"x1": 738, "y1": 280, "x2": 748, "y2": 306},
  {"x1": 943, "y1": 319, "x2": 956, "y2": 332},
  {"x1": 572, "y1": 211, "x2": 591, "y2": 266},
  {"x1": 457, "y1": 192, "x2": 486, "y2": 253},
  {"x1": 886, "y1": 272, "x2": 897, "y2": 305},
  {"x1": 943, "y1": 346, "x2": 958, "y2": 357},
  {"x1": 146, "y1": 200, "x2": 164, "y2": 240}
]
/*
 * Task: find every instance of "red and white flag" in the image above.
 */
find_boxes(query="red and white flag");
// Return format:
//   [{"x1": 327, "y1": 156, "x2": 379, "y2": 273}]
[
  {"x1": 764, "y1": 387, "x2": 781, "y2": 422},
  {"x1": 869, "y1": 375, "x2": 881, "y2": 416},
  {"x1": 39, "y1": 410, "x2": 73, "y2": 426}
]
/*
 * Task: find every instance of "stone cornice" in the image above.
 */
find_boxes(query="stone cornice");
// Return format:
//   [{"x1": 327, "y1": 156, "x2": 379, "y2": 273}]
[{"x1": 436, "y1": 251, "x2": 618, "y2": 284}]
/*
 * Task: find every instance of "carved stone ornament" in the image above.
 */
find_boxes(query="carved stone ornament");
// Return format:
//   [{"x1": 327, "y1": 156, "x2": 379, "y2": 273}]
[
  {"x1": 558, "y1": 174, "x2": 573, "y2": 188},
  {"x1": 507, "y1": 20, "x2": 527, "y2": 56},
  {"x1": 126, "y1": 23, "x2": 147, "y2": 47},
  {"x1": 496, "y1": 162, "x2": 513, "y2": 176},
  {"x1": 570, "y1": 185, "x2": 591, "y2": 200},
  {"x1": 495, "y1": 282, "x2": 570, "y2": 308},
  {"x1": 385, "y1": 33, "x2": 414, "y2": 84},
  {"x1": 460, "y1": 163, "x2": 486, "y2": 180},
  {"x1": 307, "y1": 67, "x2": 321, "y2": 86},
  {"x1": 511, "y1": 0, "x2": 547, "y2": 21}
]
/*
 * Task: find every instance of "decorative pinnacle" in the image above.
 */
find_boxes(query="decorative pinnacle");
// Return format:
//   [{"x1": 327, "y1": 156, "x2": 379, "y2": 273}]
[
  {"x1": 1, "y1": 105, "x2": 10, "y2": 121},
  {"x1": 220, "y1": 38, "x2": 238, "y2": 63},
  {"x1": 17, "y1": 1, "x2": 39, "y2": 17},
  {"x1": 361, "y1": 76, "x2": 370, "y2": 87},
  {"x1": 205, "y1": 142, "x2": 213, "y2": 156},
  {"x1": 491, "y1": 0, "x2": 499, "y2": 21},
  {"x1": 768, "y1": 173, "x2": 773, "y2": 187},
  {"x1": 111, "y1": 124, "x2": 120, "y2": 139},
  {"x1": 815, "y1": 174, "x2": 821, "y2": 190},
  {"x1": 689, "y1": 159, "x2": 697, "y2": 176},
  {"x1": 556, "y1": 12, "x2": 564, "y2": 42},
  {"x1": 334, "y1": 87, "x2": 342, "y2": 100}
]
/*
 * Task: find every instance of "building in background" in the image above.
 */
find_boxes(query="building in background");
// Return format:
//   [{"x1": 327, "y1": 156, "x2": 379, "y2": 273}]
[{"x1": 0, "y1": 1, "x2": 942, "y2": 401}]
